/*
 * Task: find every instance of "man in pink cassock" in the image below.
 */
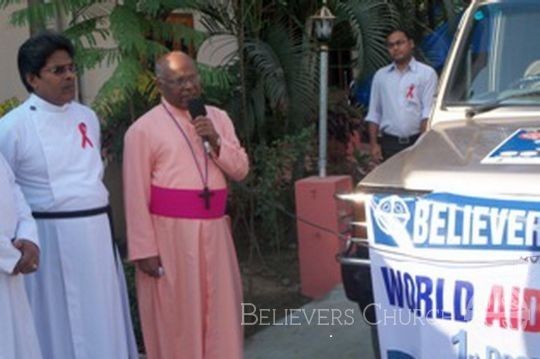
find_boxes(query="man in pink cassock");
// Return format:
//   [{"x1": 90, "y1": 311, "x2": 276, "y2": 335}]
[{"x1": 123, "y1": 51, "x2": 249, "y2": 359}]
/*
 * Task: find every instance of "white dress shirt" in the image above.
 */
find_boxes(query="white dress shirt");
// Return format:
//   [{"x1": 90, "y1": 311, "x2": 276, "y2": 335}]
[{"x1": 366, "y1": 58, "x2": 438, "y2": 137}]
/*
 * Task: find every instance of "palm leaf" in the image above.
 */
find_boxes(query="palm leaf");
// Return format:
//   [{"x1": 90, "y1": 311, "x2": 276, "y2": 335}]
[
  {"x1": 337, "y1": 0, "x2": 398, "y2": 76},
  {"x1": 262, "y1": 24, "x2": 317, "y2": 122},
  {"x1": 149, "y1": 20, "x2": 207, "y2": 49},
  {"x1": 109, "y1": 5, "x2": 147, "y2": 54},
  {"x1": 92, "y1": 57, "x2": 143, "y2": 117},
  {"x1": 0, "y1": 0, "x2": 23, "y2": 10},
  {"x1": 7, "y1": 0, "x2": 106, "y2": 27},
  {"x1": 9, "y1": 2, "x2": 57, "y2": 27},
  {"x1": 246, "y1": 23, "x2": 317, "y2": 119}
]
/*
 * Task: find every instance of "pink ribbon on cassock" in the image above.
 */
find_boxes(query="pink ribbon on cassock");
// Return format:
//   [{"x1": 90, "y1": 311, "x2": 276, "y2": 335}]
[
  {"x1": 78, "y1": 122, "x2": 94, "y2": 149},
  {"x1": 406, "y1": 84, "x2": 415, "y2": 100}
]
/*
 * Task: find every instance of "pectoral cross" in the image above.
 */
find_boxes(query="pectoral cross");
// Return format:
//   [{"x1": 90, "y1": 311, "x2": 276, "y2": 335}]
[{"x1": 199, "y1": 186, "x2": 214, "y2": 210}]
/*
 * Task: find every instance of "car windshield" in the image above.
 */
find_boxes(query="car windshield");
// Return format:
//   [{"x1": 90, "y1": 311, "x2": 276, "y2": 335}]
[{"x1": 444, "y1": 2, "x2": 540, "y2": 107}]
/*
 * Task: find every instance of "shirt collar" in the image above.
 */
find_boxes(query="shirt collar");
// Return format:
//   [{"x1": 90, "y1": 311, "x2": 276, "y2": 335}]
[
  {"x1": 28, "y1": 93, "x2": 71, "y2": 113},
  {"x1": 388, "y1": 57, "x2": 418, "y2": 73}
]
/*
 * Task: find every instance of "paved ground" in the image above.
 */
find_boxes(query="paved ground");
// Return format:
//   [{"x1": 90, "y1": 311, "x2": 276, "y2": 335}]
[{"x1": 244, "y1": 285, "x2": 376, "y2": 359}]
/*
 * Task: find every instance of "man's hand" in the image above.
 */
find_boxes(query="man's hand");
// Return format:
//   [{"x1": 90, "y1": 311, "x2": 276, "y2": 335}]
[
  {"x1": 367, "y1": 122, "x2": 383, "y2": 164},
  {"x1": 370, "y1": 143, "x2": 384, "y2": 163},
  {"x1": 136, "y1": 256, "x2": 164, "y2": 278},
  {"x1": 193, "y1": 116, "x2": 220, "y2": 151},
  {"x1": 12, "y1": 239, "x2": 39, "y2": 275}
]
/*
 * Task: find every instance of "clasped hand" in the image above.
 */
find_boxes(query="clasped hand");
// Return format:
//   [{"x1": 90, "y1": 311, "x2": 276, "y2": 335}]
[
  {"x1": 193, "y1": 116, "x2": 220, "y2": 150},
  {"x1": 136, "y1": 256, "x2": 164, "y2": 278},
  {"x1": 12, "y1": 239, "x2": 39, "y2": 275}
]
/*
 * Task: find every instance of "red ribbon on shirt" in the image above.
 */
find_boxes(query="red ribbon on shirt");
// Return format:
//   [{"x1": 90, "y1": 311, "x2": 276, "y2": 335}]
[
  {"x1": 78, "y1": 123, "x2": 94, "y2": 149},
  {"x1": 406, "y1": 84, "x2": 415, "y2": 99}
]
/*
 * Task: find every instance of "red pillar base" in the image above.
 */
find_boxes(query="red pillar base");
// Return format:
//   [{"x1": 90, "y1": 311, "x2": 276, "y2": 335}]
[{"x1": 295, "y1": 175, "x2": 353, "y2": 299}]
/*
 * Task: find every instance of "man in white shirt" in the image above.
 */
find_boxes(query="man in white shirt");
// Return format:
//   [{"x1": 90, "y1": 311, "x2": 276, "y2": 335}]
[
  {"x1": 366, "y1": 28, "x2": 438, "y2": 162},
  {"x1": 0, "y1": 153, "x2": 42, "y2": 359},
  {"x1": 361, "y1": 28, "x2": 438, "y2": 359},
  {"x1": 0, "y1": 31, "x2": 137, "y2": 358}
]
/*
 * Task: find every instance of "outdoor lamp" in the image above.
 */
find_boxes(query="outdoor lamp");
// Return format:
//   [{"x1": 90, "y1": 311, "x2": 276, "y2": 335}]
[
  {"x1": 311, "y1": 4, "x2": 335, "y2": 177},
  {"x1": 312, "y1": 5, "x2": 335, "y2": 45}
]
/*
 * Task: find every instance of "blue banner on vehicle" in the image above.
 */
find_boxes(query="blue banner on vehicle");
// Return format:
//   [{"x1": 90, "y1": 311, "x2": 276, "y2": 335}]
[
  {"x1": 369, "y1": 193, "x2": 540, "y2": 250},
  {"x1": 367, "y1": 192, "x2": 540, "y2": 358}
]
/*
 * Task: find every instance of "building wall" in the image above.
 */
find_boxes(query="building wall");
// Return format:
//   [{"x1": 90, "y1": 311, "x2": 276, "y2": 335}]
[{"x1": 0, "y1": 4, "x2": 30, "y2": 103}]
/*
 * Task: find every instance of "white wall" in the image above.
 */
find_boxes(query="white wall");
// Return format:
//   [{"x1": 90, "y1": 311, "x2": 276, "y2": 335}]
[{"x1": 0, "y1": 5, "x2": 30, "y2": 104}]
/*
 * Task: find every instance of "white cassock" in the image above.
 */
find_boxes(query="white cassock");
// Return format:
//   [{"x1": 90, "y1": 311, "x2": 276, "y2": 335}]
[
  {"x1": 0, "y1": 94, "x2": 138, "y2": 359},
  {"x1": 0, "y1": 154, "x2": 42, "y2": 359}
]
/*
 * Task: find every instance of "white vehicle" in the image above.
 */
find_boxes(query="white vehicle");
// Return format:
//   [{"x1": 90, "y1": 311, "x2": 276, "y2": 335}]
[{"x1": 340, "y1": 0, "x2": 540, "y2": 337}]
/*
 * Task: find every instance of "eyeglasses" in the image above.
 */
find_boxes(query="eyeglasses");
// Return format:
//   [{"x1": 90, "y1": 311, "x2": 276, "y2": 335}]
[
  {"x1": 42, "y1": 64, "x2": 77, "y2": 76},
  {"x1": 387, "y1": 39, "x2": 408, "y2": 49},
  {"x1": 158, "y1": 74, "x2": 200, "y2": 88}
]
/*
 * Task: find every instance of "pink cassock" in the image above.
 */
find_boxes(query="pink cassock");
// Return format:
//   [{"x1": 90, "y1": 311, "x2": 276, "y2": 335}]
[{"x1": 123, "y1": 99, "x2": 249, "y2": 359}]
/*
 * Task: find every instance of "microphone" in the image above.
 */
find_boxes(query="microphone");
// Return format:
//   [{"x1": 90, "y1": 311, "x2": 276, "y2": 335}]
[{"x1": 187, "y1": 97, "x2": 211, "y2": 154}]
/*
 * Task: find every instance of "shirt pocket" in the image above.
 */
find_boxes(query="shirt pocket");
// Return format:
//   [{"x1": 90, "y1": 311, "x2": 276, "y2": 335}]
[{"x1": 403, "y1": 82, "x2": 422, "y2": 113}]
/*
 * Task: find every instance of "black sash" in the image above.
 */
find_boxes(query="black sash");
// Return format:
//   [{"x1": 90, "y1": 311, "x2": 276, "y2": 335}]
[
  {"x1": 32, "y1": 205, "x2": 109, "y2": 219},
  {"x1": 32, "y1": 205, "x2": 120, "y2": 261}
]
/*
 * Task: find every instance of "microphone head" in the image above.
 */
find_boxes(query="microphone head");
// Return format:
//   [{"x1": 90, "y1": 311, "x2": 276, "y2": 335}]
[{"x1": 187, "y1": 97, "x2": 207, "y2": 120}]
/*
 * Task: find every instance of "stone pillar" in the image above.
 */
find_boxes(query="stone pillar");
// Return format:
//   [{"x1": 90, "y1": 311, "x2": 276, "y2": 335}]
[{"x1": 295, "y1": 175, "x2": 353, "y2": 298}]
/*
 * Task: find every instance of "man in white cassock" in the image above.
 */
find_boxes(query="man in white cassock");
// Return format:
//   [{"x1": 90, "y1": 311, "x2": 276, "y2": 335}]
[
  {"x1": 0, "y1": 31, "x2": 138, "y2": 358},
  {"x1": 0, "y1": 153, "x2": 42, "y2": 359}
]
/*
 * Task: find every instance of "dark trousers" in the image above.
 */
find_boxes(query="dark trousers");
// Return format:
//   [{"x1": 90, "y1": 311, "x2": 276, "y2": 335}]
[{"x1": 380, "y1": 133, "x2": 420, "y2": 160}]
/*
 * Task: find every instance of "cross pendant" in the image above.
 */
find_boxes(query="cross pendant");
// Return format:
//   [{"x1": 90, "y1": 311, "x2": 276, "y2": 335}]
[{"x1": 199, "y1": 186, "x2": 214, "y2": 210}]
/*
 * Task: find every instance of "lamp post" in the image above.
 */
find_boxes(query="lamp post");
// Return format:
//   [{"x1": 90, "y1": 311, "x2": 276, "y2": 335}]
[
  {"x1": 296, "y1": 5, "x2": 351, "y2": 300},
  {"x1": 311, "y1": 4, "x2": 335, "y2": 178}
]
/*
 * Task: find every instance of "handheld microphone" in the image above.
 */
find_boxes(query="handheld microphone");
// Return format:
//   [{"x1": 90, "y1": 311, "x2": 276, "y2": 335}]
[{"x1": 187, "y1": 97, "x2": 211, "y2": 154}]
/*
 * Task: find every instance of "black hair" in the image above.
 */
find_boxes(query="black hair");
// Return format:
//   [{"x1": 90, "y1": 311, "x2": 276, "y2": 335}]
[
  {"x1": 386, "y1": 28, "x2": 413, "y2": 41},
  {"x1": 17, "y1": 31, "x2": 75, "y2": 92}
]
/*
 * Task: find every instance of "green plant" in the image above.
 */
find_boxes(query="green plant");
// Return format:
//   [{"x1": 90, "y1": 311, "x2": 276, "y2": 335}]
[
  {"x1": 191, "y1": 0, "x2": 320, "y2": 147},
  {"x1": 334, "y1": 0, "x2": 399, "y2": 77},
  {"x1": 229, "y1": 125, "x2": 316, "y2": 258},
  {"x1": 325, "y1": 89, "x2": 372, "y2": 182},
  {"x1": 0, "y1": 97, "x2": 20, "y2": 118}
]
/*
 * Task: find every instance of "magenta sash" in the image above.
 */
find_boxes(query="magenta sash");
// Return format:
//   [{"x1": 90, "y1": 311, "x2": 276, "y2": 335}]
[{"x1": 150, "y1": 185, "x2": 227, "y2": 219}]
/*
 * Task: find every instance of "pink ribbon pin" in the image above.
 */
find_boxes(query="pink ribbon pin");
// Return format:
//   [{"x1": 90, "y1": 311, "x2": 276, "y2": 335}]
[
  {"x1": 406, "y1": 84, "x2": 415, "y2": 99},
  {"x1": 78, "y1": 122, "x2": 94, "y2": 149}
]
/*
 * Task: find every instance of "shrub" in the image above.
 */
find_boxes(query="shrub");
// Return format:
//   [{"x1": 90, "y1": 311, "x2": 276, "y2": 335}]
[{"x1": 0, "y1": 97, "x2": 20, "y2": 118}]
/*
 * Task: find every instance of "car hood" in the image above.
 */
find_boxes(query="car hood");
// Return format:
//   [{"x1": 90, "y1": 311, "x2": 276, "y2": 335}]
[{"x1": 359, "y1": 117, "x2": 540, "y2": 197}]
